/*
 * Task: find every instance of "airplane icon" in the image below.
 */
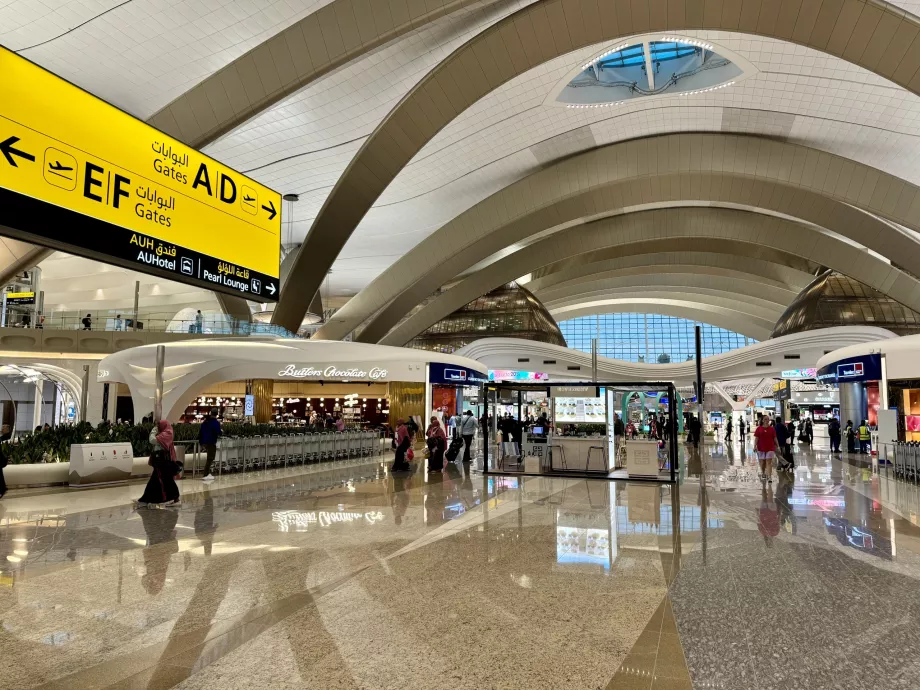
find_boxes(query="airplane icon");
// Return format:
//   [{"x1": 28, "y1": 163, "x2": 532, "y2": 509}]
[
  {"x1": 43, "y1": 148, "x2": 77, "y2": 190},
  {"x1": 240, "y1": 185, "x2": 258, "y2": 215}
]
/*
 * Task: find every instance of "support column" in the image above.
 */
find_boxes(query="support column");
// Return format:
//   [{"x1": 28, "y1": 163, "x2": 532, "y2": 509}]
[
  {"x1": 840, "y1": 382, "x2": 868, "y2": 427},
  {"x1": 31, "y1": 380, "x2": 42, "y2": 429},
  {"x1": 387, "y1": 382, "x2": 424, "y2": 428},
  {"x1": 252, "y1": 379, "x2": 274, "y2": 423}
]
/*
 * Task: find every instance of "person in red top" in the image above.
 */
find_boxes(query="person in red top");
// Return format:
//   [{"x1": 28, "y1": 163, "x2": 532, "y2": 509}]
[{"x1": 753, "y1": 414, "x2": 778, "y2": 483}]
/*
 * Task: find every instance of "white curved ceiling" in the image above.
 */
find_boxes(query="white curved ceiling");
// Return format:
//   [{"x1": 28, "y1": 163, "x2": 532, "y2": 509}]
[{"x1": 6, "y1": 1, "x2": 920, "y2": 334}]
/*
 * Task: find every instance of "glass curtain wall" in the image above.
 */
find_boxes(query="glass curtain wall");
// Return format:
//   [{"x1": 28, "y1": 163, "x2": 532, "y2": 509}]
[{"x1": 558, "y1": 314, "x2": 753, "y2": 363}]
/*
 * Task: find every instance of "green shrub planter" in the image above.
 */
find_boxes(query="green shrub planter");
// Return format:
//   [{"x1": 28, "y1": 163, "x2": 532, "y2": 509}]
[{"x1": 1, "y1": 421, "x2": 332, "y2": 465}]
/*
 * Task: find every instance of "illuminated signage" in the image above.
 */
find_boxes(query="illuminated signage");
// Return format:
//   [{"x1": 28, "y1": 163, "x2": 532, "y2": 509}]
[
  {"x1": 0, "y1": 47, "x2": 281, "y2": 300},
  {"x1": 838, "y1": 362, "x2": 863, "y2": 378},
  {"x1": 277, "y1": 365, "x2": 388, "y2": 380},
  {"x1": 428, "y1": 363, "x2": 488, "y2": 385},
  {"x1": 489, "y1": 370, "x2": 550, "y2": 381},
  {"x1": 772, "y1": 379, "x2": 791, "y2": 401},
  {"x1": 817, "y1": 354, "x2": 881, "y2": 384},
  {"x1": 4, "y1": 291, "x2": 34, "y2": 305},
  {"x1": 244, "y1": 394, "x2": 255, "y2": 416},
  {"x1": 782, "y1": 368, "x2": 817, "y2": 379},
  {"x1": 272, "y1": 509, "x2": 384, "y2": 531}
]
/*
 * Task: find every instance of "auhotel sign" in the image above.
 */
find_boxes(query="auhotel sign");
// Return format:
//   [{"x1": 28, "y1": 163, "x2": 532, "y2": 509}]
[{"x1": 278, "y1": 364, "x2": 388, "y2": 380}]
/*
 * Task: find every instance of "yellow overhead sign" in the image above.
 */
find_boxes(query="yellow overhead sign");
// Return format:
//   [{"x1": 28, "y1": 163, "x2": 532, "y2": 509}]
[{"x1": 0, "y1": 46, "x2": 281, "y2": 300}]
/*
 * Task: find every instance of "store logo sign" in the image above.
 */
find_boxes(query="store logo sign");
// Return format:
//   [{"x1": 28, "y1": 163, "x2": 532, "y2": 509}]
[
  {"x1": 838, "y1": 362, "x2": 864, "y2": 379},
  {"x1": 278, "y1": 364, "x2": 387, "y2": 380}
]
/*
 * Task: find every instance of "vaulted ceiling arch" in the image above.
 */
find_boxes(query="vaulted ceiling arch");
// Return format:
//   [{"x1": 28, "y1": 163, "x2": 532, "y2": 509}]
[
  {"x1": 273, "y1": 0, "x2": 920, "y2": 330},
  {"x1": 316, "y1": 133, "x2": 920, "y2": 342},
  {"x1": 376, "y1": 207, "x2": 914, "y2": 345}
]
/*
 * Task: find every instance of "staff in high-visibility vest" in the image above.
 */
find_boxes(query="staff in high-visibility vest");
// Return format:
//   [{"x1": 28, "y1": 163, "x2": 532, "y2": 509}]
[{"x1": 858, "y1": 420, "x2": 871, "y2": 454}]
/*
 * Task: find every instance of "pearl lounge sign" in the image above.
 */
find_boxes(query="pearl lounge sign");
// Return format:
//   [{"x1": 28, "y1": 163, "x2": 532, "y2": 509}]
[{"x1": 278, "y1": 364, "x2": 388, "y2": 380}]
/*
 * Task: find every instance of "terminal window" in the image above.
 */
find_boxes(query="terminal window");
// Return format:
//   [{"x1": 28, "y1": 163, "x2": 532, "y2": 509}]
[{"x1": 558, "y1": 314, "x2": 753, "y2": 363}]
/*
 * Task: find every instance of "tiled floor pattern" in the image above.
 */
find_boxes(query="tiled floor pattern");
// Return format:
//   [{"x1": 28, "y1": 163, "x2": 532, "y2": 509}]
[{"x1": 2, "y1": 441, "x2": 920, "y2": 688}]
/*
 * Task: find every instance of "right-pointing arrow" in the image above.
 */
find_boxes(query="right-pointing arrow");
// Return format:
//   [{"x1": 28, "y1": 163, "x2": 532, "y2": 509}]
[
  {"x1": 266, "y1": 283, "x2": 276, "y2": 296},
  {"x1": 262, "y1": 200, "x2": 277, "y2": 220},
  {"x1": 0, "y1": 136, "x2": 35, "y2": 167}
]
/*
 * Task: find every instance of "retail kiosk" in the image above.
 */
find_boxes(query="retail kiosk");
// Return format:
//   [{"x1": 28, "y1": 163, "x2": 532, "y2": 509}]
[{"x1": 482, "y1": 380, "x2": 678, "y2": 482}]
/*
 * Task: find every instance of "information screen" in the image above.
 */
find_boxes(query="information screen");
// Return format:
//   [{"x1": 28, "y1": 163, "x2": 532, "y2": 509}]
[{"x1": 0, "y1": 47, "x2": 281, "y2": 300}]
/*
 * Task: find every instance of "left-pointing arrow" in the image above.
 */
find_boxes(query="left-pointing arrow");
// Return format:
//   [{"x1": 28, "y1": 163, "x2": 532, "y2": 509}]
[{"x1": 0, "y1": 136, "x2": 35, "y2": 167}]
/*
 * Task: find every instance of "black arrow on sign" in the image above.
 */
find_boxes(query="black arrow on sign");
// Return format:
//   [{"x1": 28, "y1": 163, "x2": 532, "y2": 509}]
[
  {"x1": 0, "y1": 136, "x2": 35, "y2": 167},
  {"x1": 262, "y1": 200, "x2": 277, "y2": 220}
]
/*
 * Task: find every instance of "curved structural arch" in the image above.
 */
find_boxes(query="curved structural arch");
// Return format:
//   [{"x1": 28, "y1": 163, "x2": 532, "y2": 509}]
[
  {"x1": 458, "y1": 327, "x2": 898, "y2": 384},
  {"x1": 377, "y1": 207, "x2": 918, "y2": 345},
  {"x1": 319, "y1": 134, "x2": 920, "y2": 342},
  {"x1": 527, "y1": 252, "x2": 816, "y2": 295},
  {"x1": 147, "y1": 0, "x2": 494, "y2": 147},
  {"x1": 276, "y1": 0, "x2": 920, "y2": 331}
]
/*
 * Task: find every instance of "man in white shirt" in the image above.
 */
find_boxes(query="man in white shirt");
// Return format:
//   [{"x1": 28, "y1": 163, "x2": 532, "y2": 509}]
[{"x1": 460, "y1": 410, "x2": 478, "y2": 462}]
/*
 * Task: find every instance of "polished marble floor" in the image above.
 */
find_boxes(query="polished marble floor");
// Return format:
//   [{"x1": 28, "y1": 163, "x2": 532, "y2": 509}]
[{"x1": 2, "y1": 440, "x2": 920, "y2": 689}]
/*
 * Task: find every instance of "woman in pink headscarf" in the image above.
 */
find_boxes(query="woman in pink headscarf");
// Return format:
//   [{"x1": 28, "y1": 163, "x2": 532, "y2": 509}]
[{"x1": 136, "y1": 420, "x2": 181, "y2": 507}]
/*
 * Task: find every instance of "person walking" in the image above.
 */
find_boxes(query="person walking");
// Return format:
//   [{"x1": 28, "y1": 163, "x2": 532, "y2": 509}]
[
  {"x1": 859, "y1": 420, "x2": 871, "y2": 454},
  {"x1": 198, "y1": 408, "x2": 221, "y2": 481},
  {"x1": 137, "y1": 420, "x2": 181, "y2": 507},
  {"x1": 828, "y1": 417, "x2": 841, "y2": 453},
  {"x1": 804, "y1": 417, "x2": 814, "y2": 444},
  {"x1": 449, "y1": 411, "x2": 462, "y2": 439},
  {"x1": 754, "y1": 414, "x2": 778, "y2": 483},
  {"x1": 426, "y1": 416, "x2": 447, "y2": 472},
  {"x1": 81, "y1": 313, "x2": 92, "y2": 330},
  {"x1": 774, "y1": 416, "x2": 792, "y2": 469},
  {"x1": 391, "y1": 419, "x2": 412, "y2": 472},
  {"x1": 335, "y1": 414, "x2": 345, "y2": 432},
  {"x1": 460, "y1": 410, "x2": 478, "y2": 463},
  {"x1": 739, "y1": 417, "x2": 747, "y2": 446},
  {"x1": 689, "y1": 414, "x2": 702, "y2": 448},
  {"x1": 114, "y1": 314, "x2": 123, "y2": 331},
  {"x1": 846, "y1": 420, "x2": 856, "y2": 453},
  {"x1": 195, "y1": 310, "x2": 203, "y2": 334},
  {"x1": 725, "y1": 417, "x2": 733, "y2": 442}
]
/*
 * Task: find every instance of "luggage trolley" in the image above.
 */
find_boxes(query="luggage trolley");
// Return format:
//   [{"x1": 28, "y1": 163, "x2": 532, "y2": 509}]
[
  {"x1": 305, "y1": 433, "x2": 320, "y2": 463},
  {"x1": 894, "y1": 441, "x2": 920, "y2": 482}
]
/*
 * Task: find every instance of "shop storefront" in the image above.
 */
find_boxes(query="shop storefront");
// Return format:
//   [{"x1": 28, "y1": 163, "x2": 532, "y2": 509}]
[
  {"x1": 817, "y1": 336, "x2": 920, "y2": 448},
  {"x1": 98, "y1": 340, "x2": 486, "y2": 430},
  {"x1": 482, "y1": 381, "x2": 678, "y2": 482}
]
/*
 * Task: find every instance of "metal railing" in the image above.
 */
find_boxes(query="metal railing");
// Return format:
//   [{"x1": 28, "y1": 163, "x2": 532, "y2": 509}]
[{"x1": 16, "y1": 311, "x2": 299, "y2": 338}]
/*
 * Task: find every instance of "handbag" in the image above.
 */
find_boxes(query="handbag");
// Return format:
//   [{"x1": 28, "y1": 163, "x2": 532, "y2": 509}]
[{"x1": 407, "y1": 447, "x2": 415, "y2": 462}]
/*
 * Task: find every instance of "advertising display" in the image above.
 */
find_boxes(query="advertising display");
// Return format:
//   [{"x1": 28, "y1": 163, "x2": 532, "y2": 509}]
[
  {"x1": 68, "y1": 442, "x2": 133, "y2": 487},
  {"x1": 0, "y1": 47, "x2": 281, "y2": 300},
  {"x1": 554, "y1": 396, "x2": 605, "y2": 423},
  {"x1": 489, "y1": 370, "x2": 549, "y2": 381}
]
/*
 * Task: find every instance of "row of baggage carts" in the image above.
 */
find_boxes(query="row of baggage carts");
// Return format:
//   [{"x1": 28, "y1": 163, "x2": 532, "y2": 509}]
[
  {"x1": 214, "y1": 431, "x2": 385, "y2": 474},
  {"x1": 890, "y1": 441, "x2": 920, "y2": 482}
]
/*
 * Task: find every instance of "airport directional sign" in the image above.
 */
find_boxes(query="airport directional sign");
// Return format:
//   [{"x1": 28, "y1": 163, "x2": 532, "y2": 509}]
[{"x1": 0, "y1": 46, "x2": 281, "y2": 301}]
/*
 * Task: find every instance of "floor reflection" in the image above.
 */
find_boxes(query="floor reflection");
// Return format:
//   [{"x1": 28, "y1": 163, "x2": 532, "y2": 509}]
[{"x1": 5, "y1": 444, "x2": 920, "y2": 688}]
